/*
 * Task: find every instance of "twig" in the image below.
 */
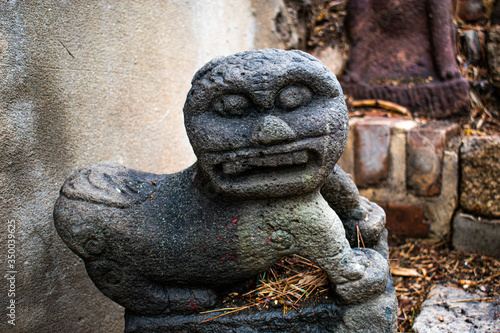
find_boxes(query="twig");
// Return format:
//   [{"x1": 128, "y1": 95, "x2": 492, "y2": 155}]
[
  {"x1": 199, "y1": 307, "x2": 245, "y2": 314},
  {"x1": 356, "y1": 223, "x2": 365, "y2": 248},
  {"x1": 451, "y1": 297, "x2": 493, "y2": 303},
  {"x1": 202, "y1": 304, "x2": 257, "y2": 322},
  {"x1": 351, "y1": 99, "x2": 412, "y2": 118}
]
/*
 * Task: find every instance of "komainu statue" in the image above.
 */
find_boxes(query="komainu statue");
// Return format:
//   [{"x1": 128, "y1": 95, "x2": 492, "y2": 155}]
[{"x1": 54, "y1": 49, "x2": 397, "y2": 332}]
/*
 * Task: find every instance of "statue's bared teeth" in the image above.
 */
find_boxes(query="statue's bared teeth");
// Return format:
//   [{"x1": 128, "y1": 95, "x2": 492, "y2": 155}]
[
  {"x1": 222, "y1": 161, "x2": 249, "y2": 175},
  {"x1": 248, "y1": 157, "x2": 263, "y2": 167},
  {"x1": 292, "y1": 151, "x2": 308, "y2": 164},
  {"x1": 234, "y1": 162, "x2": 249, "y2": 174},
  {"x1": 281, "y1": 153, "x2": 293, "y2": 165},
  {"x1": 222, "y1": 162, "x2": 237, "y2": 175},
  {"x1": 263, "y1": 155, "x2": 278, "y2": 167},
  {"x1": 222, "y1": 150, "x2": 309, "y2": 175}
]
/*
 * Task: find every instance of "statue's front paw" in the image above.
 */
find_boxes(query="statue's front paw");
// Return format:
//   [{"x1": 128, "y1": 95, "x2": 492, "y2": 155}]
[
  {"x1": 334, "y1": 248, "x2": 389, "y2": 304},
  {"x1": 342, "y1": 197, "x2": 386, "y2": 249}
]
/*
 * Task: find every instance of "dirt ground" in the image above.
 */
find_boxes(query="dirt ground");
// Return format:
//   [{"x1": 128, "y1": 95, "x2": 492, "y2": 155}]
[{"x1": 389, "y1": 235, "x2": 500, "y2": 332}]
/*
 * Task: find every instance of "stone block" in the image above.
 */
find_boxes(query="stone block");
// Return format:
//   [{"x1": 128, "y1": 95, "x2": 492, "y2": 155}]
[
  {"x1": 354, "y1": 117, "x2": 400, "y2": 188},
  {"x1": 453, "y1": 0, "x2": 484, "y2": 22},
  {"x1": 452, "y1": 211, "x2": 500, "y2": 259},
  {"x1": 378, "y1": 203, "x2": 428, "y2": 238},
  {"x1": 387, "y1": 120, "x2": 417, "y2": 194},
  {"x1": 413, "y1": 284, "x2": 500, "y2": 333},
  {"x1": 424, "y1": 146, "x2": 460, "y2": 238},
  {"x1": 487, "y1": 26, "x2": 500, "y2": 83},
  {"x1": 355, "y1": 117, "x2": 460, "y2": 239},
  {"x1": 460, "y1": 135, "x2": 500, "y2": 218},
  {"x1": 406, "y1": 122, "x2": 461, "y2": 196}
]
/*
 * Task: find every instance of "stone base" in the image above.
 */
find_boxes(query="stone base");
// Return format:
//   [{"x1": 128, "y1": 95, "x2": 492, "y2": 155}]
[
  {"x1": 125, "y1": 278, "x2": 397, "y2": 333},
  {"x1": 413, "y1": 284, "x2": 500, "y2": 333},
  {"x1": 341, "y1": 78, "x2": 470, "y2": 119}
]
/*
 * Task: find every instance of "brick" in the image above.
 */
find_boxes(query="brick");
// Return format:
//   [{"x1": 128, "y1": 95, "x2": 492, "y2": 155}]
[
  {"x1": 406, "y1": 122, "x2": 460, "y2": 196},
  {"x1": 377, "y1": 202, "x2": 428, "y2": 238},
  {"x1": 452, "y1": 211, "x2": 500, "y2": 259},
  {"x1": 388, "y1": 120, "x2": 417, "y2": 193},
  {"x1": 353, "y1": 117, "x2": 460, "y2": 239},
  {"x1": 460, "y1": 135, "x2": 500, "y2": 218},
  {"x1": 354, "y1": 117, "x2": 399, "y2": 188}
]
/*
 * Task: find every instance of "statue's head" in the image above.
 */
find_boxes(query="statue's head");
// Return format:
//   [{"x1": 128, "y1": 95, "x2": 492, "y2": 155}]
[{"x1": 184, "y1": 49, "x2": 348, "y2": 199}]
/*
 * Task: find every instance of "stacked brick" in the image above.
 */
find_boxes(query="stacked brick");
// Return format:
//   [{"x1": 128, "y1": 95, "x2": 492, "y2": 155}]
[
  {"x1": 338, "y1": 117, "x2": 461, "y2": 239},
  {"x1": 339, "y1": 116, "x2": 500, "y2": 258}
]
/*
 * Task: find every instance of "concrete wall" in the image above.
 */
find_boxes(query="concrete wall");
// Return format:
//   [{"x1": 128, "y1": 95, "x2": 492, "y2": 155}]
[{"x1": 0, "y1": 1, "x2": 291, "y2": 331}]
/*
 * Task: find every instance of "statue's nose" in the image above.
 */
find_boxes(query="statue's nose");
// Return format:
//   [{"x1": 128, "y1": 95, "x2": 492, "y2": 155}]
[{"x1": 250, "y1": 115, "x2": 296, "y2": 146}]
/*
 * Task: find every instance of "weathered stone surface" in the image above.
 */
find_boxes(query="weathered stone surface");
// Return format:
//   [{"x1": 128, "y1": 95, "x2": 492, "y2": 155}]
[
  {"x1": 0, "y1": 2, "x2": 303, "y2": 332},
  {"x1": 342, "y1": 0, "x2": 470, "y2": 118},
  {"x1": 321, "y1": 165, "x2": 361, "y2": 218},
  {"x1": 460, "y1": 135, "x2": 500, "y2": 218},
  {"x1": 413, "y1": 284, "x2": 500, "y2": 333},
  {"x1": 53, "y1": 50, "x2": 396, "y2": 332},
  {"x1": 378, "y1": 203, "x2": 429, "y2": 238},
  {"x1": 407, "y1": 122, "x2": 461, "y2": 196},
  {"x1": 487, "y1": 26, "x2": 500, "y2": 83},
  {"x1": 424, "y1": 140, "x2": 461, "y2": 238},
  {"x1": 452, "y1": 211, "x2": 500, "y2": 258}
]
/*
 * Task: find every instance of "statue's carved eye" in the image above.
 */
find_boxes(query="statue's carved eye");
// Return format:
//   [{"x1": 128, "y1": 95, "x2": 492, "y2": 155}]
[
  {"x1": 276, "y1": 85, "x2": 313, "y2": 111},
  {"x1": 213, "y1": 95, "x2": 251, "y2": 117}
]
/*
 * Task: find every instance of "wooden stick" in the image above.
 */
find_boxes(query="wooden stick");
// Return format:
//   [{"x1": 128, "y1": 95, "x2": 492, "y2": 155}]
[
  {"x1": 351, "y1": 99, "x2": 412, "y2": 118},
  {"x1": 451, "y1": 297, "x2": 493, "y2": 303}
]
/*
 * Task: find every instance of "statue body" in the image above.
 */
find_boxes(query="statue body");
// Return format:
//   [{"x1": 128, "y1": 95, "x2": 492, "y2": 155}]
[{"x1": 54, "y1": 49, "x2": 396, "y2": 332}]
